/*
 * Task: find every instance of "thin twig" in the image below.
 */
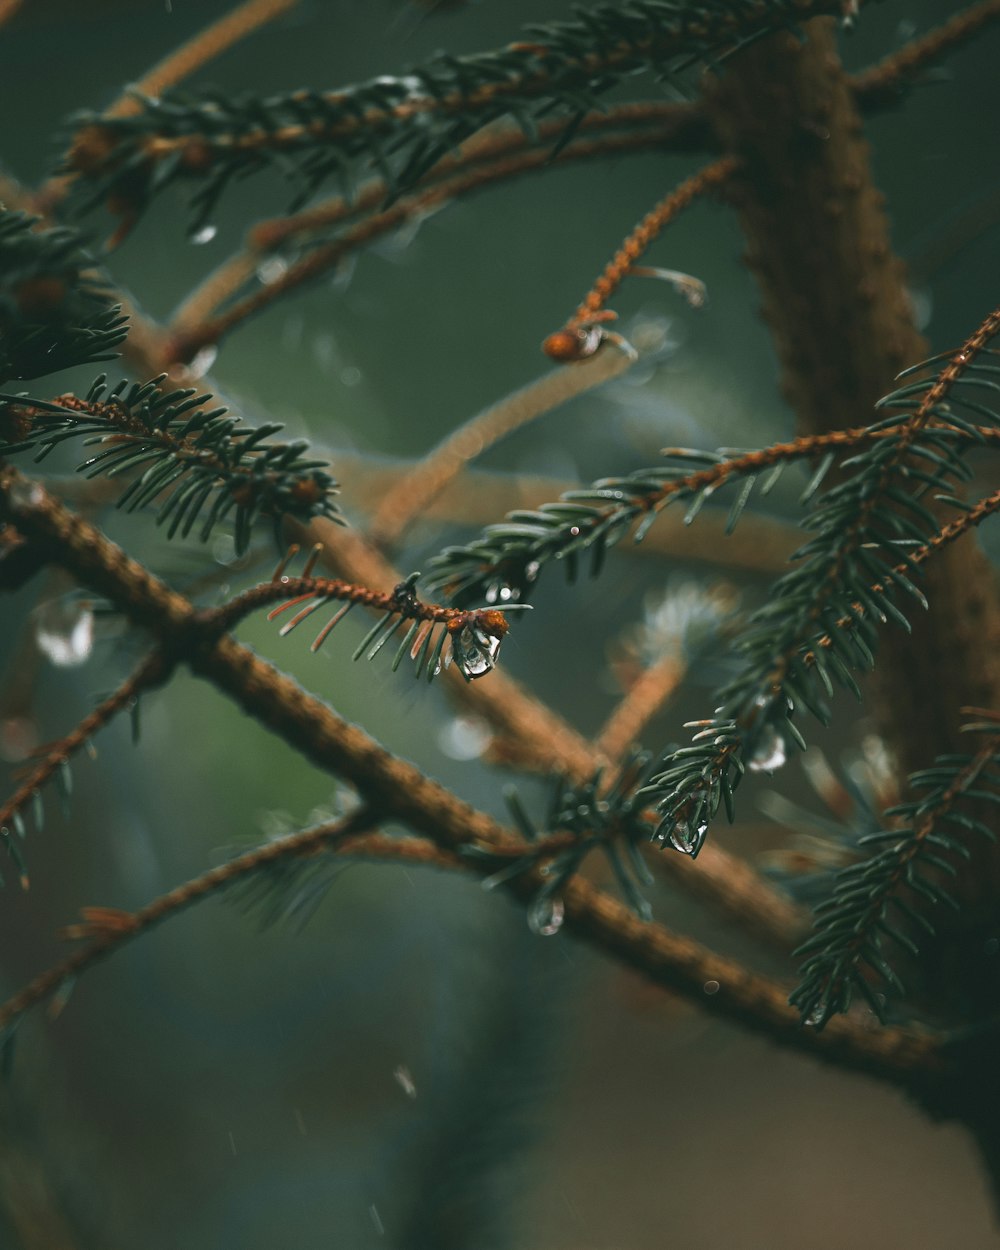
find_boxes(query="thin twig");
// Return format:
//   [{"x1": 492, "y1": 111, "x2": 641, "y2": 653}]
[
  {"x1": 369, "y1": 339, "x2": 637, "y2": 547},
  {"x1": 852, "y1": 0, "x2": 1000, "y2": 110},
  {"x1": 542, "y1": 155, "x2": 738, "y2": 361}
]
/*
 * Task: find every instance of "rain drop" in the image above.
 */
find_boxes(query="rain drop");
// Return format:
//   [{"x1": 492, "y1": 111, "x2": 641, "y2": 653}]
[
  {"x1": 804, "y1": 1005, "x2": 825, "y2": 1028},
  {"x1": 703, "y1": 980, "x2": 720, "y2": 995},
  {"x1": 450, "y1": 624, "x2": 502, "y2": 681},
  {"x1": 192, "y1": 224, "x2": 217, "y2": 245},
  {"x1": 7, "y1": 478, "x2": 43, "y2": 509},
  {"x1": 256, "y1": 256, "x2": 288, "y2": 285},
  {"x1": 748, "y1": 725, "x2": 787, "y2": 774},
  {"x1": 528, "y1": 896, "x2": 564, "y2": 937},
  {"x1": 34, "y1": 600, "x2": 94, "y2": 668},
  {"x1": 665, "y1": 820, "x2": 707, "y2": 858},
  {"x1": 393, "y1": 1064, "x2": 418, "y2": 1099},
  {"x1": 437, "y1": 715, "x2": 492, "y2": 761}
]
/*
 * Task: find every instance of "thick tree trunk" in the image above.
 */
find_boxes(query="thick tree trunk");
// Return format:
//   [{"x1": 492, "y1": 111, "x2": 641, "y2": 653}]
[{"x1": 706, "y1": 13, "x2": 1000, "y2": 1199}]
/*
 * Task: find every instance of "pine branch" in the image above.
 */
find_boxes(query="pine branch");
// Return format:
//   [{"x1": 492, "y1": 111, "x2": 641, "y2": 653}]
[
  {"x1": 0, "y1": 211, "x2": 127, "y2": 385},
  {"x1": 0, "y1": 651, "x2": 170, "y2": 891},
  {"x1": 791, "y1": 716, "x2": 1000, "y2": 1029},
  {"x1": 635, "y1": 309, "x2": 1000, "y2": 860},
  {"x1": 59, "y1": 0, "x2": 870, "y2": 239},
  {"x1": 0, "y1": 374, "x2": 340, "y2": 553},
  {"x1": 420, "y1": 415, "x2": 1000, "y2": 608},
  {"x1": 299, "y1": 517, "x2": 805, "y2": 947}
]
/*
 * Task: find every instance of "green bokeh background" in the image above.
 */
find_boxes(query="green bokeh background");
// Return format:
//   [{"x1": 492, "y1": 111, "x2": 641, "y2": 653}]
[{"x1": 2, "y1": 2, "x2": 999, "y2": 1247}]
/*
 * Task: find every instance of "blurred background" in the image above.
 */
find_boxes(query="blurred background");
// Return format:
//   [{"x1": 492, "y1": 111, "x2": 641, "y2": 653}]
[{"x1": 1, "y1": 1, "x2": 999, "y2": 1246}]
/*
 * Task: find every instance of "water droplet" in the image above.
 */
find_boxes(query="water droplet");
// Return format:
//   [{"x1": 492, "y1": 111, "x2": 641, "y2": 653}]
[
  {"x1": 437, "y1": 715, "x2": 492, "y2": 761},
  {"x1": 7, "y1": 478, "x2": 43, "y2": 509},
  {"x1": 187, "y1": 345, "x2": 218, "y2": 379},
  {"x1": 393, "y1": 1064, "x2": 417, "y2": 1098},
  {"x1": 703, "y1": 980, "x2": 720, "y2": 995},
  {"x1": 34, "y1": 600, "x2": 94, "y2": 667},
  {"x1": 192, "y1": 224, "x2": 217, "y2": 245},
  {"x1": 804, "y1": 1005, "x2": 825, "y2": 1028},
  {"x1": 484, "y1": 580, "x2": 516, "y2": 604},
  {"x1": 451, "y1": 624, "x2": 502, "y2": 681},
  {"x1": 211, "y1": 533, "x2": 238, "y2": 566},
  {"x1": 664, "y1": 820, "x2": 707, "y2": 857},
  {"x1": 340, "y1": 365, "x2": 362, "y2": 387},
  {"x1": 528, "y1": 895, "x2": 564, "y2": 937},
  {"x1": 748, "y1": 725, "x2": 787, "y2": 774},
  {"x1": 256, "y1": 256, "x2": 288, "y2": 286}
]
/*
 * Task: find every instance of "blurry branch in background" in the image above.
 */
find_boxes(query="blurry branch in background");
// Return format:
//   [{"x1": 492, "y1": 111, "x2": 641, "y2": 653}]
[
  {"x1": 369, "y1": 340, "x2": 638, "y2": 547},
  {"x1": 166, "y1": 111, "x2": 706, "y2": 363}
]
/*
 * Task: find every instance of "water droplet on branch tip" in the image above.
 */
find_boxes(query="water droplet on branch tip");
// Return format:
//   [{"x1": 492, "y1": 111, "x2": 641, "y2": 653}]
[{"x1": 528, "y1": 896, "x2": 564, "y2": 937}]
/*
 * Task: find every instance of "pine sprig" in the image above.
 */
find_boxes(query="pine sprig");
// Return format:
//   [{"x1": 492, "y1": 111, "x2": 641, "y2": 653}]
[
  {"x1": 464, "y1": 751, "x2": 660, "y2": 930},
  {"x1": 790, "y1": 716, "x2": 1000, "y2": 1029},
  {"x1": 60, "y1": 0, "x2": 868, "y2": 238},
  {"x1": 422, "y1": 428, "x2": 916, "y2": 608},
  {"x1": 0, "y1": 210, "x2": 127, "y2": 384},
  {"x1": 0, "y1": 374, "x2": 340, "y2": 553},
  {"x1": 636, "y1": 309, "x2": 1000, "y2": 857},
  {"x1": 215, "y1": 563, "x2": 529, "y2": 682}
]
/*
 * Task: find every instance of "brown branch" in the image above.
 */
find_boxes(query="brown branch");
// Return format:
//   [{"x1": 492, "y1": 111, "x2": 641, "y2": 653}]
[
  {"x1": 542, "y1": 155, "x2": 738, "y2": 362},
  {"x1": 0, "y1": 777, "x2": 943, "y2": 1085},
  {"x1": 0, "y1": 0, "x2": 24, "y2": 28},
  {"x1": 852, "y1": 0, "x2": 1000, "y2": 111},
  {"x1": 0, "y1": 650, "x2": 171, "y2": 886},
  {"x1": 368, "y1": 340, "x2": 637, "y2": 547},
  {"x1": 165, "y1": 120, "x2": 706, "y2": 363}
]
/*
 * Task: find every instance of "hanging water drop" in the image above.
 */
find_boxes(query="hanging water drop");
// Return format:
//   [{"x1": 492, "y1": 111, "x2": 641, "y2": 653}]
[
  {"x1": 437, "y1": 715, "x2": 492, "y2": 761},
  {"x1": 7, "y1": 478, "x2": 44, "y2": 509},
  {"x1": 256, "y1": 256, "x2": 288, "y2": 286},
  {"x1": 804, "y1": 1004, "x2": 826, "y2": 1028},
  {"x1": 665, "y1": 820, "x2": 707, "y2": 857},
  {"x1": 192, "y1": 224, "x2": 217, "y2": 245},
  {"x1": 528, "y1": 895, "x2": 564, "y2": 937},
  {"x1": 748, "y1": 724, "x2": 787, "y2": 774},
  {"x1": 450, "y1": 622, "x2": 503, "y2": 681},
  {"x1": 34, "y1": 600, "x2": 94, "y2": 667}
]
